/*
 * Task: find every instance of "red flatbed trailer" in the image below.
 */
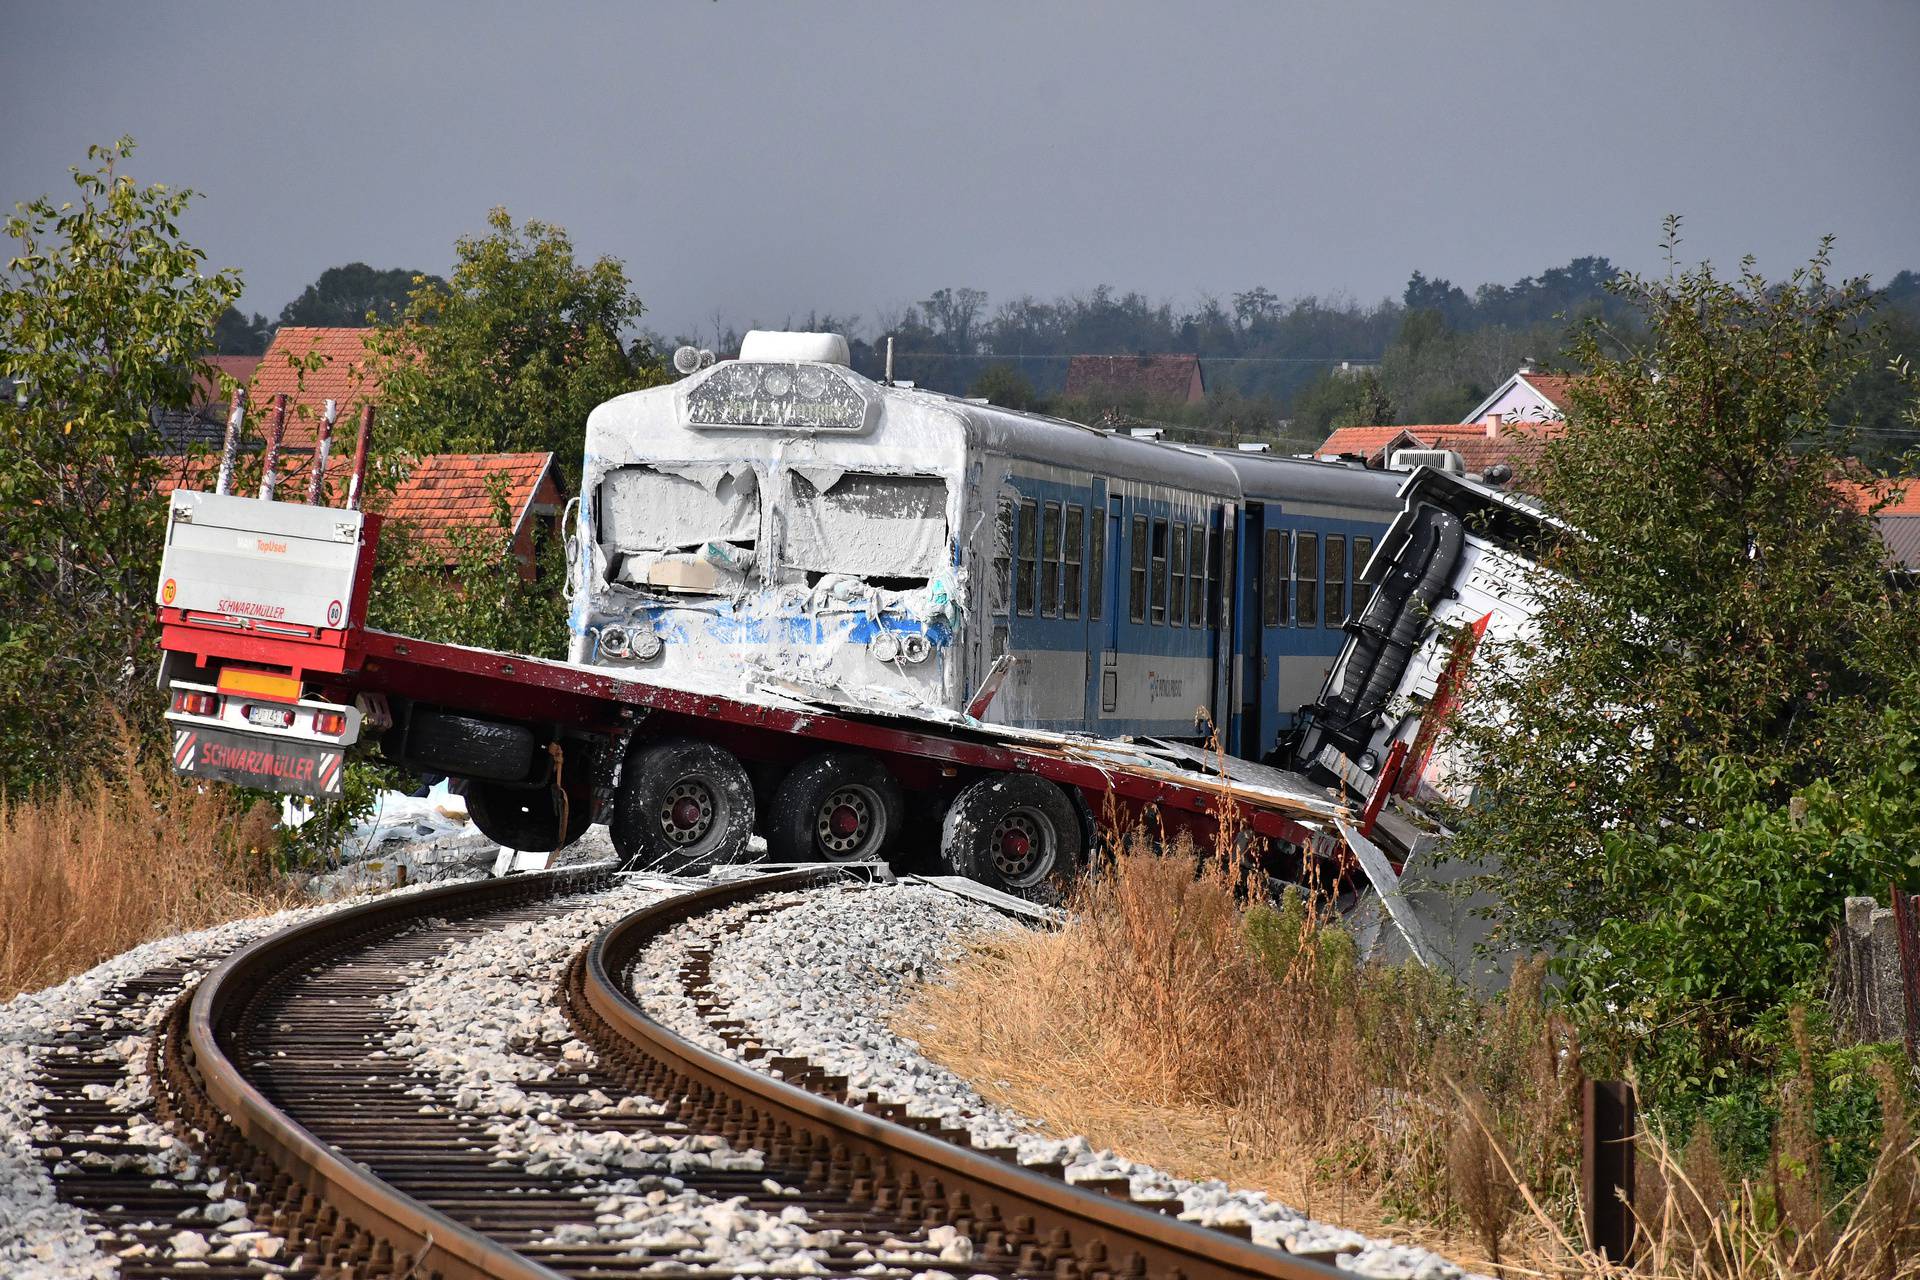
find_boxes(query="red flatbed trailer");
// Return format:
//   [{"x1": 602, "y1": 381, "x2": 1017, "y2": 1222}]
[{"x1": 155, "y1": 486, "x2": 1350, "y2": 885}]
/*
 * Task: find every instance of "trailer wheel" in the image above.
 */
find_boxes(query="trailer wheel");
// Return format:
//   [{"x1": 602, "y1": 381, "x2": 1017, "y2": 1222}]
[
  {"x1": 465, "y1": 779, "x2": 591, "y2": 852},
  {"x1": 767, "y1": 753, "x2": 906, "y2": 864},
  {"x1": 611, "y1": 738, "x2": 756, "y2": 872},
  {"x1": 941, "y1": 773, "x2": 1082, "y2": 902}
]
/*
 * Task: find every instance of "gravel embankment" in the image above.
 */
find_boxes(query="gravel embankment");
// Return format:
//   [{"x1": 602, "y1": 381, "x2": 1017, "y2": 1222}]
[
  {"x1": 1, "y1": 894, "x2": 408, "y2": 1278},
  {"x1": 636, "y1": 881, "x2": 1478, "y2": 1280},
  {"x1": 379, "y1": 872, "x2": 984, "y2": 1272}
]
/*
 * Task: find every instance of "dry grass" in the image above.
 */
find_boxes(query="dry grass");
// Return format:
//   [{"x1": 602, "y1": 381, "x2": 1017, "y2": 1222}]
[
  {"x1": 902, "y1": 840, "x2": 1920, "y2": 1279},
  {"x1": 1, "y1": 733, "x2": 303, "y2": 1000}
]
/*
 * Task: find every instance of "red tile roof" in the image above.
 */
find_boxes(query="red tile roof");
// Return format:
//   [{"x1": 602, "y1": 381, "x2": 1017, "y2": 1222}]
[
  {"x1": 1317, "y1": 425, "x2": 1424, "y2": 460},
  {"x1": 1837, "y1": 479, "x2": 1920, "y2": 517},
  {"x1": 195, "y1": 355, "x2": 260, "y2": 406},
  {"x1": 156, "y1": 451, "x2": 559, "y2": 560},
  {"x1": 1316, "y1": 420, "x2": 1564, "y2": 478},
  {"x1": 1518, "y1": 374, "x2": 1582, "y2": 414},
  {"x1": 1065, "y1": 354, "x2": 1205, "y2": 404},
  {"x1": 247, "y1": 327, "x2": 395, "y2": 446}
]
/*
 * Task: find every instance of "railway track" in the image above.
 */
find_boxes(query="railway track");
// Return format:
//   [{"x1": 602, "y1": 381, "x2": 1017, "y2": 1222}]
[{"x1": 64, "y1": 864, "x2": 1353, "y2": 1280}]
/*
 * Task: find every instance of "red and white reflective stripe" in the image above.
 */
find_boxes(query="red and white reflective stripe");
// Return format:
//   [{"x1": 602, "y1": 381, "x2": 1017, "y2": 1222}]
[
  {"x1": 173, "y1": 730, "x2": 198, "y2": 771},
  {"x1": 317, "y1": 752, "x2": 342, "y2": 793}
]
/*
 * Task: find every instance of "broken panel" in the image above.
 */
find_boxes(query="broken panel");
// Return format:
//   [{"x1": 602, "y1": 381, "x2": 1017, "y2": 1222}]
[{"x1": 785, "y1": 470, "x2": 950, "y2": 580}]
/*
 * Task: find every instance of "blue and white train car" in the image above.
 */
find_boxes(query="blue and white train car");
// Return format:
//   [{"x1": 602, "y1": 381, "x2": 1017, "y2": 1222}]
[
  {"x1": 572, "y1": 331, "x2": 1399, "y2": 763},
  {"x1": 1210, "y1": 451, "x2": 1405, "y2": 760}
]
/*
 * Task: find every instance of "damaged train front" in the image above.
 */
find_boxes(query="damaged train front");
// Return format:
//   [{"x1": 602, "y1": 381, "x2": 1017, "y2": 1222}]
[{"x1": 570, "y1": 332, "x2": 970, "y2": 712}]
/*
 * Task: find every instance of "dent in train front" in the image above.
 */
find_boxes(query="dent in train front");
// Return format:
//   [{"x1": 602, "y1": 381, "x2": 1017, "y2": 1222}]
[{"x1": 569, "y1": 450, "x2": 961, "y2": 705}]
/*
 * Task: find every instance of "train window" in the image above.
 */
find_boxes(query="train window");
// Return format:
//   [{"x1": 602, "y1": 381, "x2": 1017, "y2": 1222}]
[
  {"x1": 1040, "y1": 502, "x2": 1062, "y2": 617},
  {"x1": 1168, "y1": 524, "x2": 1187, "y2": 628},
  {"x1": 992, "y1": 498, "x2": 1012, "y2": 616},
  {"x1": 1295, "y1": 531, "x2": 1319, "y2": 627},
  {"x1": 787, "y1": 471, "x2": 950, "y2": 582},
  {"x1": 1188, "y1": 525, "x2": 1207, "y2": 626},
  {"x1": 598, "y1": 464, "x2": 761, "y2": 585},
  {"x1": 1016, "y1": 499, "x2": 1038, "y2": 616},
  {"x1": 1325, "y1": 535, "x2": 1347, "y2": 626},
  {"x1": 1089, "y1": 510, "x2": 1106, "y2": 621},
  {"x1": 1064, "y1": 505, "x2": 1084, "y2": 620},
  {"x1": 1354, "y1": 535, "x2": 1376, "y2": 587},
  {"x1": 1129, "y1": 515, "x2": 1147, "y2": 622},
  {"x1": 1261, "y1": 529, "x2": 1282, "y2": 627},
  {"x1": 1150, "y1": 518, "x2": 1169, "y2": 625}
]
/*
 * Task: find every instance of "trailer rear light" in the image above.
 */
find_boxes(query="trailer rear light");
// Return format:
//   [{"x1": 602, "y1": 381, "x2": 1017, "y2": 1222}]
[
  {"x1": 242, "y1": 703, "x2": 295, "y2": 730},
  {"x1": 313, "y1": 710, "x2": 347, "y2": 736},
  {"x1": 172, "y1": 690, "x2": 219, "y2": 717}
]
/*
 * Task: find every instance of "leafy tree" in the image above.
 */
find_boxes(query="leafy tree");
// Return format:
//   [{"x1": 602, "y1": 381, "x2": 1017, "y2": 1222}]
[
  {"x1": 369, "y1": 208, "x2": 662, "y2": 481},
  {"x1": 279, "y1": 261, "x2": 441, "y2": 328},
  {"x1": 968, "y1": 362, "x2": 1040, "y2": 410},
  {"x1": 0, "y1": 139, "x2": 241, "y2": 793},
  {"x1": 213, "y1": 304, "x2": 272, "y2": 354},
  {"x1": 1446, "y1": 226, "x2": 1920, "y2": 1089},
  {"x1": 366, "y1": 477, "x2": 567, "y2": 659},
  {"x1": 1290, "y1": 366, "x2": 1394, "y2": 436}
]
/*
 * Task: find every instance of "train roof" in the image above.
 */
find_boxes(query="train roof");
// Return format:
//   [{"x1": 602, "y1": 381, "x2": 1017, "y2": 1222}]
[
  {"x1": 1199, "y1": 447, "x2": 1405, "y2": 511},
  {"x1": 588, "y1": 345, "x2": 1242, "y2": 496}
]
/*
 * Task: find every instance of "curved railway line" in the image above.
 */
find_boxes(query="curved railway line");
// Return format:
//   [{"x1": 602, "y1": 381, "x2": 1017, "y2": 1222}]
[{"x1": 56, "y1": 866, "x2": 1356, "y2": 1280}]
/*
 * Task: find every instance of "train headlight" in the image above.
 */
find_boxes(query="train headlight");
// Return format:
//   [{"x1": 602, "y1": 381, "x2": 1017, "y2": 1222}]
[
  {"x1": 869, "y1": 633, "x2": 901, "y2": 663},
  {"x1": 900, "y1": 634, "x2": 932, "y2": 664},
  {"x1": 632, "y1": 623, "x2": 662, "y2": 660},
  {"x1": 600, "y1": 624, "x2": 631, "y2": 658}
]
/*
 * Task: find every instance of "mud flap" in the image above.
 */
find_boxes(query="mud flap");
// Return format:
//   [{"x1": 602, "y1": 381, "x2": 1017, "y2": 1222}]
[{"x1": 171, "y1": 723, "x2": 345, "y2": 798}]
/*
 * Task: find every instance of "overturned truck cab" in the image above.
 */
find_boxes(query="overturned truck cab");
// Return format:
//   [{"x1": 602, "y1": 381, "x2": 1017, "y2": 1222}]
[{"x1": 1288, "y1": 466, "x2": 1550, "y2": 841}]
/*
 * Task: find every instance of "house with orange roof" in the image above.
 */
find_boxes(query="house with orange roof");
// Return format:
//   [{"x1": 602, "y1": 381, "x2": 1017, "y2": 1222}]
[
  {"x1": 246, "y1": 326, "x2": 396, "y2": 447},
  {"x1": 1463, "y1": 365, "x2": 1587, "y2": 426},
  {"x1": 158, "y1": 325, "x2": 563, "y2": 577},
  {"x1": 157, "y1": 449, "x2": 564, "y2": 576},
  {"x1": 1837, "y1": 479, "x2": 1920, "y2": 572},
  {"x1": 1316, "y1": 418, "x2": 1563, "y2": 485},
  {"x1": 1064, "y1": 353, "x2": 1206, "y2": 405}
]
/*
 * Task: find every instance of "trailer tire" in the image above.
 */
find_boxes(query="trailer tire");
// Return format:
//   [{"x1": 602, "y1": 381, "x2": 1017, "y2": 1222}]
[
  {"x1": 767, "y1": 753, "x2": 906, "y2": 864},
  {"x1": 402, "y1": 710, "x2": 536, "y2": 783},
  {"x1": 465, "y1": 779, "x2": 591, "y2": 852},
  {"x1": 941, "y1": 773, "x2": 1082, "y2": 902},
  {"x1": 611, "y1": 738, "x2": 756, "y2": 872}
]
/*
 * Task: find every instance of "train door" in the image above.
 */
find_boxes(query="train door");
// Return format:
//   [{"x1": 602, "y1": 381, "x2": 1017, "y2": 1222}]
[
  {"x1": 1209, "y1": 504, "x2": 1234, "y2": 748},
  {"x1": 1087, "y1": 492, "x2": 1121, "y2": 725},
  {"x1": 1231, "y1": 503, "x2": 1264, "y2": 758}
]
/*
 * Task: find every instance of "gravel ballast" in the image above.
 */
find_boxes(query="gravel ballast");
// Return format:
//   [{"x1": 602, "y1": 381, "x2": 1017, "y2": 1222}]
[
  {"x1": 1, "y1": 894, "x2": 404, "y2": 1278},
  {"x1": 636, "y1": 880, "x2": 1480, "y2": 1280},
  {"x1": 378, "y1": 871, "x2": 988, "y2": 1273}
]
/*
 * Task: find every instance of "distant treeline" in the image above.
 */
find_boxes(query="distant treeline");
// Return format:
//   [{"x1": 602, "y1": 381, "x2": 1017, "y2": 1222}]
[{"x1": 220, "y1": 256, "x2": 1920, "y2": 463}]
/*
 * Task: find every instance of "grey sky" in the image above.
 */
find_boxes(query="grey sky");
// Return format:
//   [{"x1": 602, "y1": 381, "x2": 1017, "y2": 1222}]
[{"x1": 4, "y1": 1, "x2": 1916, "y2": 341}]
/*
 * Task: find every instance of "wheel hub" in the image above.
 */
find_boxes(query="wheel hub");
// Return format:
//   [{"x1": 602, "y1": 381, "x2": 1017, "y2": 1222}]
[
  {"x1": 816, "y1": 785, "x2": 875, "y2": 856},
  {"x1": 989, "y1": 810, "x2": 1049, "y2": 882},
  {"x1": 658, "y1": 779, "x2": 716, "y2": 846}
]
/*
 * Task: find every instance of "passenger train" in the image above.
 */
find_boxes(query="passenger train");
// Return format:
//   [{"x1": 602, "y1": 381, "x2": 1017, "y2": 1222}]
[{"x1": 571, "y1": 331, "x2": 1403, "y2": 768}]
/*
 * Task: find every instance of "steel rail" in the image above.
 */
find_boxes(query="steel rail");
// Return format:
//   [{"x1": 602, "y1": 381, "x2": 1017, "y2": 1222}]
[
  {"x1": 577, "y1": 869, "x2": 1348, "y2": 1280},
  {"x1": 181, "y1": 865, "x2": 613, "y2": 1280}
]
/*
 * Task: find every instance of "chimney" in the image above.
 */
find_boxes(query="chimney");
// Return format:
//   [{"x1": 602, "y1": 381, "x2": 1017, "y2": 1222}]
[{"x1": 1486, "y1": 412, "x2": 1503, "y2": 439}]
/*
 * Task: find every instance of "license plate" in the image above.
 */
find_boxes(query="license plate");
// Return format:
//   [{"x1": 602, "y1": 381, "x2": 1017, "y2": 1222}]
[
  {"x1": 170, "y1": 723, "x2": 345, "y2": 798},
  {"x1": 244, "y1": 704, "x2": 295, "y2": 729}
]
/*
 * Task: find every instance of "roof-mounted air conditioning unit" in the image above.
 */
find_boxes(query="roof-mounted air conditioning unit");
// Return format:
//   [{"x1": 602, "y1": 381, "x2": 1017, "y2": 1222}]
[{"x1": 1388, "y1": 448, "x2": 1467, "y2": 474}]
